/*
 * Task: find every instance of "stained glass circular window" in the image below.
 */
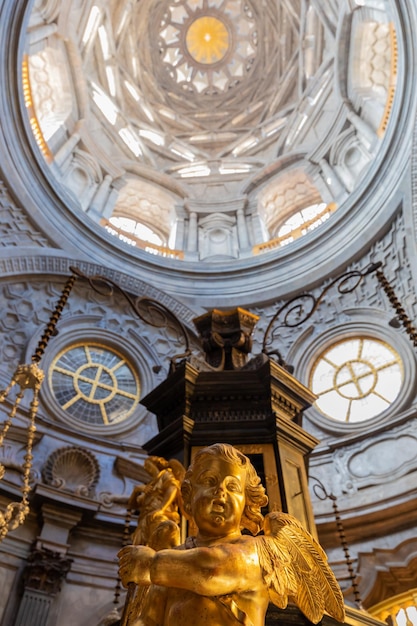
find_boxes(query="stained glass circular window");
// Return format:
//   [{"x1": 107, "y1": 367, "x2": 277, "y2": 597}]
[
  {"x1": 309, "y1": 337, "x2": 403, "y2": 423},
  {"x1": 49, "y1": 343, "x2": 140, "y2": 426}
]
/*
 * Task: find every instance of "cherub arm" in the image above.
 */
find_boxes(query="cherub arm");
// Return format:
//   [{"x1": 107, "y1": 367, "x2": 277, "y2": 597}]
[
  {"x1": 119, "y1": 539, "x2": 263, "y2": 597},
  {"x1": 152, "y1": 541, "x2": 262, "y2": 595}
]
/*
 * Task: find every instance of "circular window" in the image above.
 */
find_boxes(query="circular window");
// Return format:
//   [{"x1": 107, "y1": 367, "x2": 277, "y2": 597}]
[
  {"x1": 309, "y1": 337, "x2": 403, "y2": 423},
  {"x1": 49, "y1": 342, "x2": 141, "y2": 426}
]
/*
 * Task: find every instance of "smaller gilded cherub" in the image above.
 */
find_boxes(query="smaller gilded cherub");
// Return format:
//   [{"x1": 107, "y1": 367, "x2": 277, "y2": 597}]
[
  {"x1": 128, "y1": 456, "x2": 185, "y2": 551},
  {"x1": 119, "y1": 443, "x2": 345, "y2": 626}
]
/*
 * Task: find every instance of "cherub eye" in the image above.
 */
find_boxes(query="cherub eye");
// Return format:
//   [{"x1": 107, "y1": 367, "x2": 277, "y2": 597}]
[
  {"x1": 227, "y1": 481, "x2": 241, "y2": 492},
  {"x1": 201, "y1": 474, "x2": 216, "y2": 486}
]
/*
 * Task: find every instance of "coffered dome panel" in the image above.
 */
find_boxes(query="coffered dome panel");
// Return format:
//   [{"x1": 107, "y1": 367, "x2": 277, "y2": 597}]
[{"x1": 11, "y1": 0, "x2": 413, "y2": 301}]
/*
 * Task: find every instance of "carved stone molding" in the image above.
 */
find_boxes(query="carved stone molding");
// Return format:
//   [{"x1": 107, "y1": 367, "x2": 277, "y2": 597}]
[
  {"x1": 358, "y1": 538, "x2": 417, "y2": 608},
  {"x1": 22, "y1": 547, "x2": 72, "y2": 595},
  {"x1": 0, "y1": 180, "x2": 51, "y2": 248},
  {"x1": 42, "y1": 446, "x2": 100, "y2": 497},
  {"x1": 347, "y1": 435, "x2": 417, "y2": 487},
  {"x1": 0, "y1": 252, "x2": 199, "y2": 325}
]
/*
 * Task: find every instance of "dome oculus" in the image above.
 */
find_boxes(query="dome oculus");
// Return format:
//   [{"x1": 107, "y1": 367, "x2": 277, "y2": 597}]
[
  {"x1": 185, "y1": 16, "x2": 230, "y2": 64},
  {"x1": 158, "y1": 0, "x2": 257, "y2": 94}
]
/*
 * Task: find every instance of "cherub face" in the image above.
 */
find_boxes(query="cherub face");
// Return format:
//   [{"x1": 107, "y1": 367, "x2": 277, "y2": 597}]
[{"x1": 190, "y1": 457, "x2": 246, "y2": 538}]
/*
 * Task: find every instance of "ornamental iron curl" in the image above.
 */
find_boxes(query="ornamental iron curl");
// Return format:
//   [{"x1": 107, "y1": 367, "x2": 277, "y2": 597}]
[
  {"x1": 262, "y1": 262, "x2": 383, "y2": 362},
  {"x1": 69, "y1": 267, "x2": 192, "y2": 371},
  {"x1": 262, "y1": 261, "x2": 417, "y2": 361}
]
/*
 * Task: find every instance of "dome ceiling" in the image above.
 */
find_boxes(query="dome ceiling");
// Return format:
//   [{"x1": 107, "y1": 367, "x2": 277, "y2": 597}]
[{"x1": 24, "y1": 0, "x2": 399, "y2": 262}]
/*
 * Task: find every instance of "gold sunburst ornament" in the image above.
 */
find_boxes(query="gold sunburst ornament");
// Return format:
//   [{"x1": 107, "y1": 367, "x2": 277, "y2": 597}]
[
  {"x1": 186, "y1": 16, "x2": 229, "y2": 64},
  {"x1": 0, "y1": 273, "x2": 77, "y2": 542}
]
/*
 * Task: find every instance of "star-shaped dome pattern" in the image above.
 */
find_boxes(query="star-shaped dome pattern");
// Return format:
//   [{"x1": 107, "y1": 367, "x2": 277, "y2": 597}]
[{"x1": 23, "y1": 0, "x2": 399, "y2": 261}]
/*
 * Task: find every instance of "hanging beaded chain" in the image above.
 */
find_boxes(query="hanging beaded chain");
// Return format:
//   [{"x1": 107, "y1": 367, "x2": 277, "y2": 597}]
[
  {"x1": 330, "y1": 494, "x2": 363, "y2": 608},
  {"x1": 0, "y1": 272, "x2": 78, "y2": 542},
  {"x1": 375, "y1": 268, "x2": 417, "y2": 347},
  {"x1": 312, "y1": 476, "x2": 363, "y2": 608},
  {"x1": 113, "y1": 508, "x2": 134, "y2": 609}
]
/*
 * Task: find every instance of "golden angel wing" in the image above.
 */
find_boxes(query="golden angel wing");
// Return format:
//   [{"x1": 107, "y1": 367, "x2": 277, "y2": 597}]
[{"x1": 256, "y1": 511, "x2": 345, "y2": 624}]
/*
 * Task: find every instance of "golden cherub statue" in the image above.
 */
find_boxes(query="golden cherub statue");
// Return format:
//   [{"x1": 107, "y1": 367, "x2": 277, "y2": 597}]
[{"x1": 118, "y1": 443, "x2": 345, "y2": 626}]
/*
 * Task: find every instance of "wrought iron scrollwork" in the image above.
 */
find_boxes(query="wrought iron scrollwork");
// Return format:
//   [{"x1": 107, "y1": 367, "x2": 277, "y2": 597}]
[
  {"x1": 69, "y1": 267, "x2": 192, "y2": 370},
  {"x1": 262, "y1": 260, "x2": 417, "y2": 365},
  {"x1": 262, "y1": 262, "x2": 382, "y2": 358}
]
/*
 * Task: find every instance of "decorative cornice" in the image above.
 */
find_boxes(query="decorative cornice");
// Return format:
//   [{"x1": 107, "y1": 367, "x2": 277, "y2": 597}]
[
  {"x1": 0, "y1": 251, "x2": 198, "y2": 324},
  {"x1": 358, "y1": 538, "x2": 417, "y2": 607}
]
